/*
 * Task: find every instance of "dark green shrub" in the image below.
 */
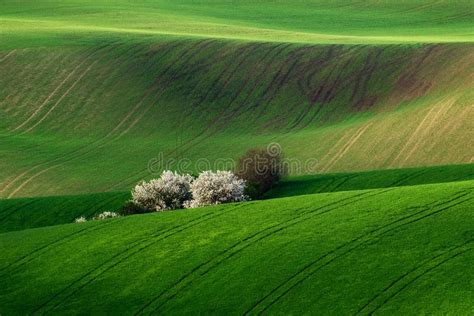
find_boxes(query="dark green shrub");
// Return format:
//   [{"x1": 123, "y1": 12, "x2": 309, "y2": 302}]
[{"x1": 235, "y1": 146, "x2": 286, "y2": 199}]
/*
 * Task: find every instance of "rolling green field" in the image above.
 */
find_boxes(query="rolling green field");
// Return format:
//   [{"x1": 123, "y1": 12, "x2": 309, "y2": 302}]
[
  {"x1": 1, "y1": 1, "x2": 473, "y2": 314},
  {"x1": 1, "y1": 164, "x2": 473, "y2": 234},
  {"x1": 1, "y1": 180, "x2": 472, "y2": 314},
  {"x1": 1, "y1": 0, "x2": 473, "y2": 49},
  {"x1": 1, "y1": 39, "x2": 473, "y2": 197}
]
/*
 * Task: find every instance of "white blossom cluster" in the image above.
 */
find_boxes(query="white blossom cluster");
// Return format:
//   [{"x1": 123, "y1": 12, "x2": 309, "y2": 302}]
[
  {"x1": 94, "y1": 211, "x2": 120, "y2": 220},
  {"x1": 185, "y1": 170, "x2": 247, "y2": 208},
  {"x1": 130, "y1": 170, "x2": 247, "y2": 211},
  {"x1": 74, "y1": 216, "x2": 87, "y2": 223},
  {"x1": 74, "y1": 211, "x2": 120, "y2": 223},
  {"x1": 131, "y1": 171, "x2": 193, "y2": 211}
]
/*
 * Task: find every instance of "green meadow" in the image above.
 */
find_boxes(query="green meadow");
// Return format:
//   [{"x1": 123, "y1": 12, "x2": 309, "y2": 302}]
[
  {"x1": 1, "y1": 180, "x2": 472, "y2": 314},
  {"x1": 0, "y1": 0, "x2": 473, "y2": 314}
]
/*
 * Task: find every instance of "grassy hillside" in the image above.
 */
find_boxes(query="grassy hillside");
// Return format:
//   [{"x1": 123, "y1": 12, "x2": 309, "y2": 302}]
[
  {"x1": 1, "y1": 1, "x2": 472, "y2": 314},
  {"x1": 1, "y1": 0, "x2": 473, "y2": 198},
  {"x1": 1, "y1": 0, "x2": 473, "y2": 49},
  {"x1": 266, "y1": 164, "x2": 474, "y2": 198},
  {"x1": 1, "y1": 39, "x2": 473, "y2": 197},
  {"x1": 0, "y1": 180, "x2": 472, "y2": 314},
  {"x1": 0, "y1": 191, "x2": 129, "y2": 233},
  {"x1": 1, "y1": 164, "x2": 472, "y2": 233}
]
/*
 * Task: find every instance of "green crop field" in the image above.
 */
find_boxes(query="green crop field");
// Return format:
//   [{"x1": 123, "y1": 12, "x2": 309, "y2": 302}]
[
  {"x1": 1, "y1": 164, "x2": 473, "y2": 234},
  {"x1": 1, "y1": 180, "x2": 473, "y2": 314},
  {"x1": 1, "y1": 0, "x2": 473, "y2": 314}
]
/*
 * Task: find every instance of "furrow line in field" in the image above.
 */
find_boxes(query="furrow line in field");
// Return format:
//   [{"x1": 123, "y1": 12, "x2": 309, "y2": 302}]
[
  {"x1": 0, "y1": 49, "x2": 16, "y2": 63},
  {"x1": 1, "y1": 43, "x2": 178, "y2": 197},
  {"x1": 138, "y1": 189, "x2": 391, "y2": 314},
  {"x1": 400, "y1": 97, "x2": 457, "y2": 165},
  {"x1": 107, "y1": 43, "x2": 265, "y2": 189},
  {"x1": 117, "y1": 40, "x2": 218, "y2": 137},
  {"x1": 322, "y1": 122, "x2": 373, "y2": 173},
  {"x1": 22, "y1": 60, "x2": 100, "y2": 133},
  {"x1": 248, "y1": 190, "x2": 472, "y2": 314},
  {"x1": 0, "y1": 200, "x2": 37, "y2": 223},
  {"x1": 3, "y1": 50, "x2": 65, "y2": 115},
  {"x1": 0, "y1": 219, "x2": 119, "y2": 276},
  {"x1": 184, "y1": 43, "x2": 267, "y2": 139},
  {"x1": 10, "y1": 46, "x2": 101, "y2": 132},
  {"x1": 360, "y1": 243, "x2": 472, "y2": 315},
  {"x1": 34, "y1": 204, "x2": 246, "y2": 315}
]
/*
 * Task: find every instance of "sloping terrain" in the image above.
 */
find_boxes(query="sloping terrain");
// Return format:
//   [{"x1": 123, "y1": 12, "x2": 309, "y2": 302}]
[
  {"x1": 0, "y1": 180, "x2": 472, "y2": 314},
  {"x1": 1, "y1": 164, "x2": 472, "y2": 233},
  {"x1": 1, "y1": 1, "x2": 473, "y2": 314},
  {"x1": 2, "y1": 0, "x2": 473, "y2": 48},
  {"x1": 1, "y1": 1, "x2": 474, "y2": 198},
  {"x1": 0, "y1": 191, "x2": 129, "y2": 233},
  {"x1": 1, "y1": 40, "x2": 473, "y2": 197}
]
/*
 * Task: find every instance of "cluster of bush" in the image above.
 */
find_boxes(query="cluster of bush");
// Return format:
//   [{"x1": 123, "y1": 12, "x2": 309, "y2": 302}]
[
  {"x1": 130, "y1": 170, "x2": 247, "y2": 212},
  {"x1": 75, "y1": 146, "x2": 285, "y2": 223}
]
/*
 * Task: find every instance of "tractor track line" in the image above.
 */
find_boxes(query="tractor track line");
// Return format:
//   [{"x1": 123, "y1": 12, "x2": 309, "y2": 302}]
[
  {"x1": 107, "y1": 43, "x2": 264, "y2": 189},
  {"x1": 390, "y1": 170, "x2": 429, "y2": 187},
  {"x1": 0, "y1": 44, "x2": 123, "y2": 194},
  {"x1": 0, "y1": 219, "x2": 120, "y2": 276},
  {"x1": 401, "y1": 97, "x2": 458, "y2": 165},
  {"x1": 391, "y1": 102, "x2": 440, "y2": 165},
  {"x1": 34, "y1": 204, "x2": 246, "y2": 314},
  {"x1": 32, "y1": 210, "x2": 220, "y2": 315},
  {"x1": 289, "y1": 54, "x2": 349, "y2": 131},
  {"x1": 329, "y1": 174, "x2": 358, "y2": 192},
  {"x1": 316, "y1": 129, "x2": 355, "y2": 170},
  {"x1": 22, "y1": 59, "x2": 100, "y2": 133},
  {"x1": 250, "y1": 47, "x2": 293, "y2": 112},
  {"x1": 356, "y1": 240, "x2": 472, "y2": 315},
  {"x1": 0, "y1": 200, "x2": 37, "y2": 223},
  {"x1": 248, "y1": 191, "x2": 472, "y2": 314},
  {"x1": 4, "y1": 51, "x2": 66, "y2": 116},
  {"x1": 0, "y1": 49, "x2": 16, "y2": 63},
  {"x1": 166, "y1": 43, "x2": 265, "y2": 141},
  {"x1": 183, "y1": 44, "x2": 268, "y2": 141},
  {"x1": 214, "y1": 44, "x2": 283, "y2": 119},
  {"x1": 180, "y1": 43, "x2": 292, "y2": 143},
  {"x1": 133, "y1": 211, "x2": 304, "y2": 315},
  {"x1": 255, "y1": 58, "x2": 298, "y2": 121},
  {"x1": 116, "y1": 40, "x2": 218, "y2": 137},
  {"x1": 322, "y1": 122, "x2": 373, "y2": 173},
  {"x1": 10, "y1": 46, "x2": 103, "y2": 133},
  {"x1": 425, "y1": 105, "x2": 472, "y2": 153},
  {"x1": 227, "y1": 43, "x2": 292, "y2": 123},
  {"x1": 1, "y1": 43, "x2": 180, "y2": 197},
  {"x1": 0, "y1": 47, "x2": 138, "y2": 193},
  {"x1": 108, "y1": 43, "x2": 328, "y2": 189},
  {"x1": 362, "y1": 240, "x2": 472, "y2": 315},
  {"x1": 260, "y1": 57, "x2": 299, "y2": 111},
  {"x1": 139, "y1": 189, "x2": 391, "y2": 314},
  {"x1": 367, "y1": 248, "x2": 471, "y2": 315}
]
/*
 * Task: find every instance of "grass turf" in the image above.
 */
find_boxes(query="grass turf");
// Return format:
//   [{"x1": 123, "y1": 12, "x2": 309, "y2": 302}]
[{"x1": 0, "y1": 180, "x2": 472, "y2": 314}]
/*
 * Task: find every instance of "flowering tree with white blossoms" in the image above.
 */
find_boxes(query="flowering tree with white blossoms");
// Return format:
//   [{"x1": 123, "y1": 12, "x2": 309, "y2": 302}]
[
  {"x1": 94, "y1": 211, "x2": 120, "y2": 220},
  {"x1": 131, "y1": 171, "x2": 193, "y2": 211},
  {"x1": 185, "y1": 170, "x2": 247, "y2": 208}
]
